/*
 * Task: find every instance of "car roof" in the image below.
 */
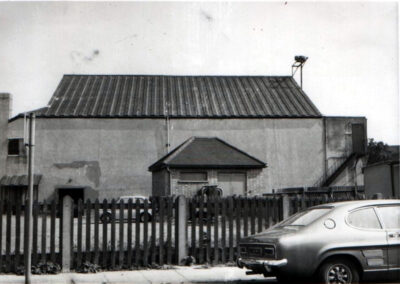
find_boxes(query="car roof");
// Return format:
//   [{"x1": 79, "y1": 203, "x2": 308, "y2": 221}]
[
  {"x1": 311, "y1": 199, "x2": 400, "y2": 211},
  {"x1": 119, "y1": 196, "x2": 146, "y2": 199}
]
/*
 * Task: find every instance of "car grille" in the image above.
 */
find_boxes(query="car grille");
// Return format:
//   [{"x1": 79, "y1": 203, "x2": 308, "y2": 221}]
[{"x1": 239, "y1": 244, "x2": 275, "y2": 259}]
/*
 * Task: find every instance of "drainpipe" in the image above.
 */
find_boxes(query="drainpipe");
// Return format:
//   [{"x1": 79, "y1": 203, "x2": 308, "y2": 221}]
[
  {"x1": 166, "y1": 166, "x2": 172, "y2": 196},
  {"x1": 166, "y1": 115, "x2": 170, "y2": 154},
  {"x1": 323, "y1": 117, "x2": 327, "y2": 182}
]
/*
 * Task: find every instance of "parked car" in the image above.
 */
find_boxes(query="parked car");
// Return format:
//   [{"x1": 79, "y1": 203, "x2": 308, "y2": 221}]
[
  {"x1": 100, "y1": 196, "x2": 152, "y2": 223},
  {"x1": 237, "y1": 199, "x2": 400, "y2": 283}
]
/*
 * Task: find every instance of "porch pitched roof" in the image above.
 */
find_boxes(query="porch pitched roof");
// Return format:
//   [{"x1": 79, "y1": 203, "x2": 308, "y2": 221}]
[{"x1": 149, "y1": 137, "x2": 266, "y2": 171}]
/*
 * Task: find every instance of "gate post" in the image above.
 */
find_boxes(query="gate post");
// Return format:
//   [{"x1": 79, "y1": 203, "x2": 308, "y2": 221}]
[
  {"x1": 62, "y1": 195, "x2": 73, "y2": 272},
  {"x1": 282, "y1": 194, "x2": 291, "y2": 220},
  {"x1": 175, "y1": 195, "x2": 188, "y2": 264}
]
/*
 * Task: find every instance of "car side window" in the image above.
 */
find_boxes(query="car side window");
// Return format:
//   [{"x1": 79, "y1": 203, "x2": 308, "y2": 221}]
[
  {"x1": 347, "y1": 208, "x2": 382, "y2": 229},
  {"x1": 377, "y1": 206, "x2": 400, "y2": 229}
]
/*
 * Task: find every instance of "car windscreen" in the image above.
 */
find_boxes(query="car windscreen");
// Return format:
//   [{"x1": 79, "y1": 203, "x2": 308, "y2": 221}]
[{"x1": 277, "y1": 208, "x2": 332, "y2": 227}]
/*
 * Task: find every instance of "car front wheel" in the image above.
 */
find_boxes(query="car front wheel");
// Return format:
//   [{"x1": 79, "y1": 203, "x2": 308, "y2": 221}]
[
  {"x1": 318, "y1": 258, "x2": 359, "y2": 284},
  {"x1": 100, "y1": 212, "x2": 112, "y2": 223},
  {"x1": 140, "y1": 212, "x2": 152, "y2": 222}
]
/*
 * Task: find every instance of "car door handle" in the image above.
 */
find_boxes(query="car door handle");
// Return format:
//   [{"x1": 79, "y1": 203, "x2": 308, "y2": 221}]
[{"x1": 388, "y1": 232, "x2": 400, "y2": 238}]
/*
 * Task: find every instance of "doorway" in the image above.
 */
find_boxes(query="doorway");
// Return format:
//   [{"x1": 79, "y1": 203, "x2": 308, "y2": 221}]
[{"x1": 58, "y1": 187, "x2": 84, "y2": 205}]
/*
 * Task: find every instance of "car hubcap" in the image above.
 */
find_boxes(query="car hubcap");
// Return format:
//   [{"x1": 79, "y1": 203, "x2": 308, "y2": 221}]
[{"x1": 327, "y1": 264, "x2": 351, "y2": 284}]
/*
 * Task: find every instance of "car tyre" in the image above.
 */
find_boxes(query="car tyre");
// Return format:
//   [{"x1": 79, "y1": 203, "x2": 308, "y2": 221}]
[
  {"x1": 140, "y1": 212, "x2": 152, "y2": 222},
  {"x1": 318, "y1": 258, "x2": 359, "y2": 284},
  {"x1": 100, "y1": 212, "x2": 112, "y2": 223}
]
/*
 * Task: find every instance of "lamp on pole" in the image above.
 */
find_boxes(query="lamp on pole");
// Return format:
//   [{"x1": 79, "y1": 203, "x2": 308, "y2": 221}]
[
  {"x1": 24, "y1": 113, "x2": 35, "y2": 284},
  {"x1": 291, "y1": 55, "x2": 308, "y2": 89}
]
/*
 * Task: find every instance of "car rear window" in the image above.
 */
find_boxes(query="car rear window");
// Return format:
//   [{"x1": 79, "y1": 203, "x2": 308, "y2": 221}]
[
  {"x1": 278, "y1": 208, "x2": 332, "y2": 227},
  {"x1": 347, "y1": 208, "x2": 382, "y2": 229},
  {"x1": 377, "y1": 206, "x2": 400, "y2": 229}
]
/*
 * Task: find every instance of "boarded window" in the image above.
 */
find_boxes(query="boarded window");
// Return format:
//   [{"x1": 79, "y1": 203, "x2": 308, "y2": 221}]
[
  {"x1": 217, "y1": 172, "x2": 246, "y2": 196},
  {"x1": 8, "y1": 138, "x2": 25, "y2": 156},
  {"x1": 179, "y1": 172, "x2": 208, "y2": 182}
]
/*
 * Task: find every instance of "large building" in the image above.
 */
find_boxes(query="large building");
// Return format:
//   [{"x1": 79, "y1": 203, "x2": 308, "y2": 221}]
[{"x1": 0, "y1": 75, "x2": 367, "y2": 202}]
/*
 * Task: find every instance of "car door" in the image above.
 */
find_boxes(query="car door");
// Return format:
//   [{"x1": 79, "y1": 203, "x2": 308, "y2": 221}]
[
  {"x1": 376, "y1": 205, "x2": 400, "y2": 280},
  {"x1": 346, "y1": 207, "x2": 389, "y2": 281}
]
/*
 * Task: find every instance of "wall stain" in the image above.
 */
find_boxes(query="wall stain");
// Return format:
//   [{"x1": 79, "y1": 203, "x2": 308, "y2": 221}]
[{"x1": 54, "y1": 161, "x2": 101, "y2": 187}]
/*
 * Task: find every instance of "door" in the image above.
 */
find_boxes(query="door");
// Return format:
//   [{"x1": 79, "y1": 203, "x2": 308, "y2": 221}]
[
  {"x1": 217, "y1": 172, "x2": 246, "y2": 196},
  {"x1": 377, "y1": 205, "x2": 400, "y2": 280}
]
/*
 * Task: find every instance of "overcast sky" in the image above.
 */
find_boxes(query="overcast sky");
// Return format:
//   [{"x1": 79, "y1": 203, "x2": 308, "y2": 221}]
[{"x1": 0, "y1": 1, "x2": 398, "y2": 144}]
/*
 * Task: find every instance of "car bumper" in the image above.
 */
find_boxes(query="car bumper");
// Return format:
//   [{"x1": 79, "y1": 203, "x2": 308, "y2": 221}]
[{"x1": 237, "y1": 257, "x2": 288, "y2": 275}]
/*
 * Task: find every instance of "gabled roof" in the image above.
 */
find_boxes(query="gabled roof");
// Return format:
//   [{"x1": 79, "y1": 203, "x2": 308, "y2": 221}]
[
  {"x1": 16, "y1": 75, "x2": 321, "y2": 119},
  {"x1": 148, "y1": 137, "x2": 267, "y2": 171}
]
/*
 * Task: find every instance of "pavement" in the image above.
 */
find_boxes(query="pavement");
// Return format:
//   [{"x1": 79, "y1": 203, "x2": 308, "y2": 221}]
[{"x1": 0, "y1": 266, "x2": 274, "y2": 284}]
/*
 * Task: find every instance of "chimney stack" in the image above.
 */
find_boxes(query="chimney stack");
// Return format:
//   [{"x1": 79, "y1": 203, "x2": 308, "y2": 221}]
[{"x1": 0, "y1": 93, "x2": 11, "y2": 176}]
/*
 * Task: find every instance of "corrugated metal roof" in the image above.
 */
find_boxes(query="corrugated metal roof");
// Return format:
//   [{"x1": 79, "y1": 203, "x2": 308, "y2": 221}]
[
  {"x1": 149, "y1": 137, "x2": 266, "y2": 171},
  {"x1": 30, "y1": 75, "x2": 321, "y2": 118},
  {"x1": 0, "y1": 175, "x2": 42, "y2": 186}
]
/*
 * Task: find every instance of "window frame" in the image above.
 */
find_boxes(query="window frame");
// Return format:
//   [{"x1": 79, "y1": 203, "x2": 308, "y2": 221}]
[
  {"x1": 178, "y1": 171, "x2": 208, "y2": 183},
  {"x1": 346, "y1": 206, "x2": 384, "y2": 231}
]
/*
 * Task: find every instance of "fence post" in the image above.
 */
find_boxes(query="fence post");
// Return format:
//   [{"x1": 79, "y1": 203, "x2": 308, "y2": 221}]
[
  {"x1": 62, "y1": 195, "x2": 73, "y2": 272},
  {"x1": 175, "y1": 195, "x2": 188, "y2": 264},
  {"x1": 282, "y1": 194, "x2": 291, "y2": 220}
]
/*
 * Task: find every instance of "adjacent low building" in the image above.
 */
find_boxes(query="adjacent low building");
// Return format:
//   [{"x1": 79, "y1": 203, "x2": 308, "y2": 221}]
[
  {"x1": 0, "y1": 75, "x2": 367, "y2": 202},
  {"x1": 364, "y1": 145, "x2": 399, "y2": 198}
]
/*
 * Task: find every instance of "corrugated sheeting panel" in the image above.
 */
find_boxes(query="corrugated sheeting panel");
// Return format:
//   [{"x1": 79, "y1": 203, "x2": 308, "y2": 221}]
[
  {"x1": 0, "y1": 175, "x2": 42, "y2": 186},
  {"x1": 37, "y1": 75, "x2": 321, "y2": 118}
]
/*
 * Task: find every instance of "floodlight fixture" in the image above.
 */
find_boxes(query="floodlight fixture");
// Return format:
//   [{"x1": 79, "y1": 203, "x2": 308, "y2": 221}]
[{"x1": 291, "y1": 55, "x2": 308, "y2": 89}]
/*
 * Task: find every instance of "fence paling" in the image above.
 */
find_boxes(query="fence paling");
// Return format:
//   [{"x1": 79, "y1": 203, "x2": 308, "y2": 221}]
[
  {"x1": 166, "y1": 197, "x2": 172, "y2": 265},
  {"x1": 102, "y1": 199, "x2": 108, "y2": 268},
  {"x1": 110, "y1": 199, "x2": 116, "y2": 269},
  {"x1": 94, "y1": 199, "x2": 100, "y2": 265},
  {"x1": 119, "y1": 199, "x2": 124, "y2": 267},
  {"x1": 143, "y1": 199, "x2": 149, "y2": 267},
  {"x1": 221, "y1": 199, "x2": 226, "y2": 263},
  {"x1": 158, "y1": 197, "x2": 164, "y2": 265},
  {"x1": 5, "y1": 202, "x2": 11, "y2": 272},
  {"x1": 14, "y1": 199, "x2": 21, "y2": 271},
  {"x1": 32, "y1": 201, "x2": 39, "y2": 266},
  {"x1": 151, "y1": 199, "x2": 156, "y2": 265},
  {"x1": 0, "y1": 201, "x2": 3, "y2": 270},
  {"x1": 213, "y1": 198, "x2": 219, "y2": 264},
  {"x1": 86, "y1": 199, "x2": 91, "y2": 263}
]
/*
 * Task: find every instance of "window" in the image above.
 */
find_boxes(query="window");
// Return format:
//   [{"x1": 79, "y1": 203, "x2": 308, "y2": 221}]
[
  {"x1": 377, "y1": 206, "x2": 400, "y2": 229},
  {"x1": 179, "y1": 172, "x2": 207, "y2": 182},
  {"x1": 8, "y1": 138, "x2": 25, "y2": 156},
  {"x1": 278, "y1": 208, "x2": 332, "y2": 227},
  {"x1": 347, "y1": 208, "x2": 382, "y2": 229}
]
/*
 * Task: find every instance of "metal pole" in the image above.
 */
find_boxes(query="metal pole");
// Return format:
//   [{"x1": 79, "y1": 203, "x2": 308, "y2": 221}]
[
  {"x1": 24, "y1": 113, "x2": 35, "y2": 284},
  {"x1": 300, "y1": 65, "x2": 303, "y2": 89}
]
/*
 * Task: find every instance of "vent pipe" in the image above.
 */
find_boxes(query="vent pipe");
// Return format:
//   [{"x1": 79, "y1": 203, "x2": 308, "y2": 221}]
[{"x1": 292, "y1": 55, "x2": 308, "y2": 89}]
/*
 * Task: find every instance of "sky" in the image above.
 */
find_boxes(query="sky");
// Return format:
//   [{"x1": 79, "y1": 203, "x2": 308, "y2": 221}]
[{"x1": 0, "y1": 1, "x2": 399, "y2": 144}]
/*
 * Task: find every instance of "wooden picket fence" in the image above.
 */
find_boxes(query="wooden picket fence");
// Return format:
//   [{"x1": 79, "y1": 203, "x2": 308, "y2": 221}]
[
  {"x1": 0, "y1": 187, "x2": 365, "y2": 273},
  {"x1": 0, "y1": 200, "x2": 62, "y2": 273}
]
